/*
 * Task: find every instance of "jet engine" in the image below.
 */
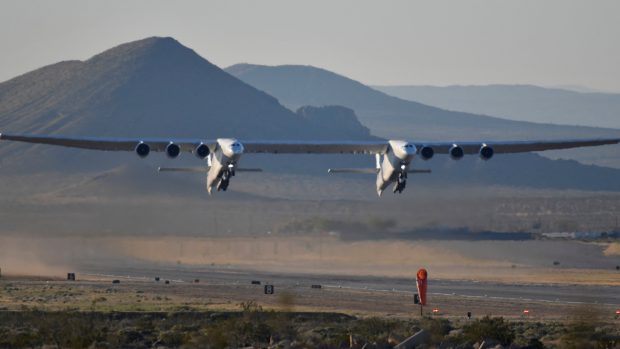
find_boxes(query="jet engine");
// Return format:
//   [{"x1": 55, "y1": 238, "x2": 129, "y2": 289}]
[
  {"x1": 479, "y1": 144, "x2": 494, "y2": 160},
  {"x1": 194, "y1": 143, "x2": 210, "y2": 159},
  {"x1": 419, "y1": 146, "x2": 434, "y2": 160},
  {"x1": 449, "y1": 144, "x2": 464, "y2": 160},
  {"x1": 166, "y1": 142, "x2": 181, "y2": 158},
  {"x1": 135, "y1": 142, "x2": 150, "y2": 158}
]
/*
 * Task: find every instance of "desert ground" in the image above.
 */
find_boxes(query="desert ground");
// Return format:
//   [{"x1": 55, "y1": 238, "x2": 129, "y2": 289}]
[
  {"x1": 1, "y1": 263, "x2": 619, "y2": 348},
  {"x1": 1, "y1": 173, "x2": 619, "y2": 347},
  {"x1": 1, "y1": 234, "x2": 618, "y2": 318}
]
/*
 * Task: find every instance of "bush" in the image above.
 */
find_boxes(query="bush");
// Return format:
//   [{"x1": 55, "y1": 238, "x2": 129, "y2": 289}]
[
  {"x1": 420, "y1": 317, "x2": 452, "y2": 344},
  {"x1": 462, "y1": 316, "x2": 515, "y2": 346}
]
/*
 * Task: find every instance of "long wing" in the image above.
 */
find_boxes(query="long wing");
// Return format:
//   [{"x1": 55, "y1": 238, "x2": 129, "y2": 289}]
[
  {"x1": 0, "y1": 132, "x2": 617, "y2": 155},
  {"x1": 415, "y1": 139, "x2": 620, "y2": 154},
  {"x1": 0, "y1": 133, "x2": 213, "y2": 153},
  {"x1": 242, "y1": 141, "x2": 388, "y2": 154},
  {"x1": 0, "y1": 133, "x2": 388, "y2": 155}
]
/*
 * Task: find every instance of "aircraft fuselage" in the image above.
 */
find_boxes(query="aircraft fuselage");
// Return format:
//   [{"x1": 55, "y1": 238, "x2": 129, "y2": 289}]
[
  {"x1": 206, "y1": 138, "x2": 244, "y2": 193},
  {"x1": 376, "y1": 140, "x2": 417, "y2": 195}
]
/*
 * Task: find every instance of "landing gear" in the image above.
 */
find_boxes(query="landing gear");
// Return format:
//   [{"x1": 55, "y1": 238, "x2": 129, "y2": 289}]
[
  {"x1": 218, "y1": 178, "x2": 229, "y2": 191},
  {"x1": 217, "y1": 165, "x2": 235, "y2": 191},
  {"x1": 392, "y1": 171, "x2": 407, "y2": 194}
]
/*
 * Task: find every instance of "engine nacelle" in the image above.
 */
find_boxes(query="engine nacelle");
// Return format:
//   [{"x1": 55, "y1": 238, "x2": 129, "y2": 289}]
[
  {"x1": 479, "y1": 144, "x2": 494, "y2": 160},
  {"x1": 419, "y1": 146, "x2": 434, "y2": 160},
  {"x1": 449, "y1": 144, "x2": 464, "y2": 160},
  {"x1": 166, "y1": 142, "x2": 181, "y2": 158},
  {"x1": 135, "y1": 142, "x2": 150, "y2": 158},
  {"x1": 194, "y1": 143, "x2": 210, "y2": 159}
]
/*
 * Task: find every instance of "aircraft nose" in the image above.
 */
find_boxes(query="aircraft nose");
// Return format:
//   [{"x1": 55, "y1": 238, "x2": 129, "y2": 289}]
[
  {"x1": 402, "y1": 143, "x2": 417, "y2": 156},
  {"x1": 230, "y1": 142, "x2": 245, "y2": 155},
  {"x1": 407, "y1": 144, "x2": 417, "y2": 155}
]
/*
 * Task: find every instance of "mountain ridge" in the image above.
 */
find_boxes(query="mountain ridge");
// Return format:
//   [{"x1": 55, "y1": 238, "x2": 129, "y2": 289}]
[
  {"x1": 226, "y1": 63, "x2": 620, "y2": 169},
  {"x1": 0, "y1": 37, "x2": 376, "y2": 141},
  {"x1": 226, "y1": 63, "x2": 620, "y2": 139},
  {"x1": 372, "y1": 84, "x2": 620, "y2": 130},
  {"x1": 0, "y1": 37, "x2": 619, "y2": 193}
]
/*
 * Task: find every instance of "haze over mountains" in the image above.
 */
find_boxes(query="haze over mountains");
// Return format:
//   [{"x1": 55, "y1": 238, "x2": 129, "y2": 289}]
[
  {"x1": 0, "y1": 37, "x2": 619, "y2": 195},
  {"x1": 226, "y1": 64, "x2": 620, "y2": 141},
  {"x1": 373, "y1": 85, "x2": 620, "y2": 130},
  {"x1": 227, "y1": 63, "x2": 620, "y2": 169}
]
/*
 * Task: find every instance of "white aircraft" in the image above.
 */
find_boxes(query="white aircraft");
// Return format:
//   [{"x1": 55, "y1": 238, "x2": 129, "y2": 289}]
[{"x1": 0, "y1": 133, "x2": 618, "y2": 196}]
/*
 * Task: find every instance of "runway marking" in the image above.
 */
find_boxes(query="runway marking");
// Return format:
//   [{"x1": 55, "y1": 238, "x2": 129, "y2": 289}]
[
  {"x1": 321, "y1": 284, "x2": 619, "y2": 307},
  {"x1": 81, "y1": 273, "x2": 186, "y2": 283},
  {"x1": 78, "y1": 271, "x2": 619, "y2": 307}
]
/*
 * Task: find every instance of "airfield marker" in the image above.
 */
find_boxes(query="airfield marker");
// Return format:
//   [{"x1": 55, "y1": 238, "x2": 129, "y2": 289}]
[
  {"x1": 416, "y1": 268, "x2": 428, "y2": 316},
  {"x1": 264, "y1": 284, "x2": 275, "y2": 295}
]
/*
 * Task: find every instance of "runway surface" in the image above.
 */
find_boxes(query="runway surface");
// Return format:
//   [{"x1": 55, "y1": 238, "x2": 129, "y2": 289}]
[{"x1": 78, "y1": 263, "x2": 620, "y2": 312}]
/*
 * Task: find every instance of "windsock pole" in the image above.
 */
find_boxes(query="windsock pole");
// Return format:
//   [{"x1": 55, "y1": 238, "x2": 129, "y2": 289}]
[{"x1": 416, "y1": 268, "x2": 428, "y2": 316}]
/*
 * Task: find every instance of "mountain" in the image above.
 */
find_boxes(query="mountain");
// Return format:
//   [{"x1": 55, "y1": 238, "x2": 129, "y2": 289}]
[
  {"x1": 0, "y1": 37, "x2": 376, "y2": 141},
  {"x1": 0, "y1": 37, "x2": 374, "y2": 172},
  {"x1": 373, "y1": 84, "x2": 620, "y2": 130},
  {"x1": 225, "y1": 64, "x2": 620, "y2": 141},
  {"x1": 0, "y1": 37, "x2": 619, "y2": 194},
  {"x1": 296, "y1": 105, "x2": 373, "y2": 139},
  {"x1": 225, "y1": 64, "x2": 620, "y2": 169}
]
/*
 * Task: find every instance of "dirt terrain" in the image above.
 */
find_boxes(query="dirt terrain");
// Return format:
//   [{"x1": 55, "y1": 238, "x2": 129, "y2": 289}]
[{"x1": 1, "y1": 266, "x2": 618, "y2": 321}]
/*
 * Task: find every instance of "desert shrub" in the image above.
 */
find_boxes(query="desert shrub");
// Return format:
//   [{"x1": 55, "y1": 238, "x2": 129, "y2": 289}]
[
  {"x1": 238, "y1": 300, "x2": 263, "y2": 314},
  {"x1": 113, "y1": 328, "x2": 145, "y2": 346},
  {"x1": 0, "y1": 328, "x2": 39, "y2": 348},
  {"x1": 462, "y1": 316, "x2": 515, "y2": 346},
  {"x1": 268, "y1": 312, "x2": 298, "y2": 341},
  {"x1": 323, "y1": 329, "x2": 351, "y2": 348},
  {"x1": 193, "y1": 328, "x2": 229, "y2": 349},
  {"x1": 231, "y1": 319, "x2": 272, "y2": 347},
  {"x1": 559, "y1": 305, "x2": 619, "y2": 349},
  {"x1": 350, "y1": 317, "x2": 400, "y2": 344},
  {"x1": 420, "y1": 316, "x2": 452, "y2": 344},
  {"x1": 157, "y1": 329, "x2": 190, "y2": 347}
]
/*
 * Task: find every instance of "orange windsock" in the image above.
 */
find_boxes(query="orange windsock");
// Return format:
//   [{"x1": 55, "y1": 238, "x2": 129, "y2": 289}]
[{"x1": 416, "y1": 268, "x2": 428, "y2": 306}]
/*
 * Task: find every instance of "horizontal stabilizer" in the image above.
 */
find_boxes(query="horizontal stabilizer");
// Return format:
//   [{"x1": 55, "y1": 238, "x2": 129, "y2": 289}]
[
  {"x1": 328, "y1": 168, "x2": 431, "y2": 174},
  {"x1": 328, "y1": 168, "x2": 379, "y2": 174},
  {"x1": 158, "y1": 167, "x2": 208, "y2": 172},
  {"x1": 157, "y1": 167, "x2": 263, "y2": 173}
]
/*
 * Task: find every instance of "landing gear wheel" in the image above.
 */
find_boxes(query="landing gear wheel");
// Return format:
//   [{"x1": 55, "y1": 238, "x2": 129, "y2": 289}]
[
  {"x1": 393, "y1": 172, "x2": 407, "y2": 194},
  {"x1": 217, "y1": 169, "x2": 232, "y2": 191}
]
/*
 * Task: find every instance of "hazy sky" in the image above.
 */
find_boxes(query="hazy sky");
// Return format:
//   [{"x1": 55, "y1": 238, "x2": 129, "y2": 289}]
[{"x1": 1, "y1": 0, "x2": 619, "y2": 92}]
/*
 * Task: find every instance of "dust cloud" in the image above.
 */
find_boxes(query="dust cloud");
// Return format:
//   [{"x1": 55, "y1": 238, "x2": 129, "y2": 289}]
[
  {"x1": 603, "y1": 242, "x2": 620, "y2": 256},
  {"x1": 0, "y1": 236, "x2": 73, "y2": 277},
  {"x1": 1, "y1": 234, "x2": 618, "y2": 285}
]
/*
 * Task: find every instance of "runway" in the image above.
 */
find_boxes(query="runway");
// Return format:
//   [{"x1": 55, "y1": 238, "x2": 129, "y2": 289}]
[{"x1": 71, "y1": 263, "x2": 620, "y2": 319}]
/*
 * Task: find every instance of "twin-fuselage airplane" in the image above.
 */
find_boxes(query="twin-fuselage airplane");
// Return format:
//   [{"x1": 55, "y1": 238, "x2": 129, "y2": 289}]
[{"x1": 0, "y1": 133, "x2": 618, "y2": 196}]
